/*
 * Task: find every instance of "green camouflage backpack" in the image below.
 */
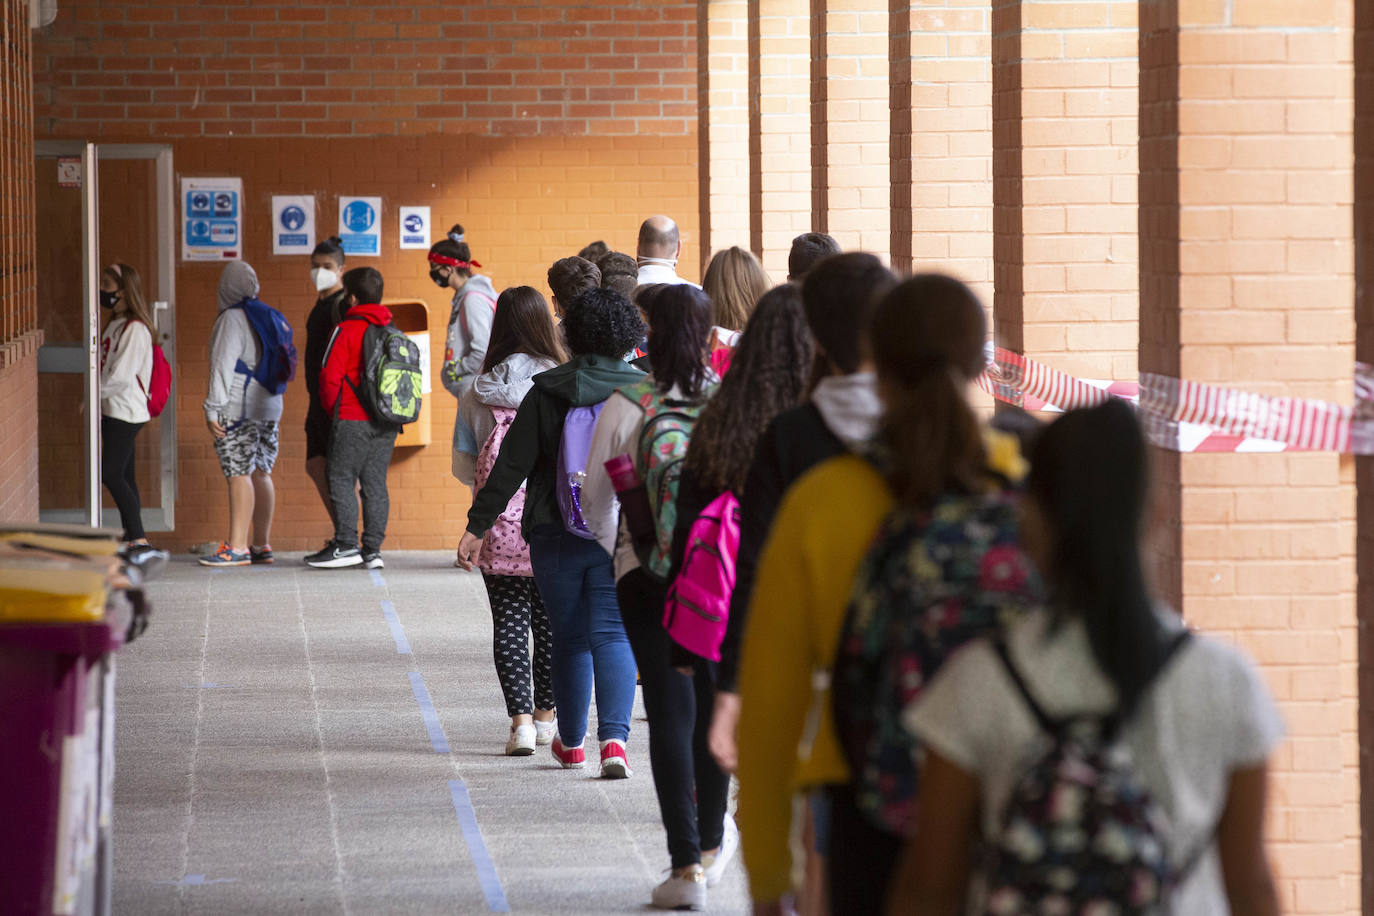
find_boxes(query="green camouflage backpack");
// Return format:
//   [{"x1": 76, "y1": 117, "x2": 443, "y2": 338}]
[
  {"x1": 619, "y1": 378, "x2": 713, "y2": 581},
  {"x1": 346, "y1": 320, "x2": 423, "y2": 426}
]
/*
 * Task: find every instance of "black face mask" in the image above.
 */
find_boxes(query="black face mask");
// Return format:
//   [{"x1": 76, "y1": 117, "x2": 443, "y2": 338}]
[
  {"x1": 99, "y1": 290, "x2": 120, "y2": 310},
  {"x1": 429, "y1": 267, "x2": 448, "y2": 288}
]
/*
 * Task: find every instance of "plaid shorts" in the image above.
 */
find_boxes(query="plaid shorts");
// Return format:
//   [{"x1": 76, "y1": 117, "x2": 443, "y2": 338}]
[{"x1": 213, "y1": 418, "x2": 279, "y2": 478}]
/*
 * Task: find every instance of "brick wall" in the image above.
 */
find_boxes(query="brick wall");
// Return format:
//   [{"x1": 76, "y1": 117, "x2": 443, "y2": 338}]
[
  {"x1": 31, "y1": 1, "x2": 699, "y2": 551},
  {"x1": 1140, "y1": 2, "x2": 1359, "y2": 912},
  {"x1": 0, "y1": 0, "x2": 41, "y2": 523},
  {"x1": 32, "y1": 0, "x2": 695, "y2": 139},
  {"x1": 1356, "y1": 0, "x2": 1374, "y2": 908}
]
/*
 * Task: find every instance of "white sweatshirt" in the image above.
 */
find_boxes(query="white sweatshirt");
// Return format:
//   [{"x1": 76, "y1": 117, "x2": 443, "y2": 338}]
[{"x1": 100, "y1": 316, "x2": 153, "y2": 424}]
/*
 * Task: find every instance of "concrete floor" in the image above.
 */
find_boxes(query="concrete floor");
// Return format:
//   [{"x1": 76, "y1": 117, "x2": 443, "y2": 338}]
[{"x1": 117, "y1": 553, "x2": 750, "y2": 914}]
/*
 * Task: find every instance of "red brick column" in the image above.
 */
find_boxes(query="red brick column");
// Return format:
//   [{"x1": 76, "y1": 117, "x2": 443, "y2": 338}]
[
  {"x1": 811, "y1": 0, "x2": 889, "y2": 257},
  {"x1": 1140, "y1": 3, "x2": 1358, "y2": 912},
  {"x1": 1356, "y1": 1, "x2": 1374, "y2": 909},
  {"x1": 889, "y1": 0, "x2": 993, "y2": 296},
  {"x1": 992, "y1": 0, "x2": 1139, "y2": 378},
  {"x1": 698, "y1": 0, "x2": 751, "y2": 264},
  {"x1": 749, "y1": 0, "x2": 812, "y2": 277}
]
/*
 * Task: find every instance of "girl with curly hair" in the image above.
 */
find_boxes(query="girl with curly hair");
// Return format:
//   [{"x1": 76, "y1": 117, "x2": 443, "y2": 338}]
[{"x1": 456, "y1": 288, "x2": 645, "y2": 776}]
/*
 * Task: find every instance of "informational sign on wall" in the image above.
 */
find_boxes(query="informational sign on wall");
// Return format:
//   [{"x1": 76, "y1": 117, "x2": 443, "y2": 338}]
[
  {"x1": 272, "y1": 195, "x2": 315, "y2": 255},
  {"x1": 181, "y1": 177, "x2": 243, "y2": 261},
  {"x1": 399, "y1": 206, "x2": 431, "y2": 250},
  {"x1": 339, "y1": 196, "x2": 381, "y2": 256},
  {"x1": 57, "y1": 157, "x2": 81, "y2": 189}
]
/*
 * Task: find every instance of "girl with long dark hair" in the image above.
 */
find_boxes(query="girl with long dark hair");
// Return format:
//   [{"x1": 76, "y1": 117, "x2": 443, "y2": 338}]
[
  {"x1": 580, "y1": 284, "x2": 725, "y2": 910},
  {"x1": 454, "y1": 287, "x2": 566, "y2": 756},
  {"x1": 98, "y1": 262, "x2": 163, "y2": 560},
  {"x1": 735, "y1": 274, "x2": 1036, "y2": 915},
  {"x1": 891, "y1": 399, "x2": 1284, "y2": 916}
]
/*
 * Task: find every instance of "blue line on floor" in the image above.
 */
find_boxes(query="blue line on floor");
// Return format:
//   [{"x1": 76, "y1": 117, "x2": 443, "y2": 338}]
[
  {"x1": 370, "y1": 569, "x2": 386, "y2": 588},
  {"x1": 448, "y1": 779, "x2": 510, "y2": 913},
  {"x1": 380, "y1": 600, "x2": 412, "y2": 655},
  {"x1": 407, "y1": 671, "x2": 450, "y2": 754}
]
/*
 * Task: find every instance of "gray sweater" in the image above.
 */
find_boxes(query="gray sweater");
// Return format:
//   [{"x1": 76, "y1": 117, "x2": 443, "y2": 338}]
[
  {"x1": 453, "y1": 352, "x2": 558, "y2": 484},
  {"x1": 203, "y1": 261, "x2": 284, "y2": 424}
]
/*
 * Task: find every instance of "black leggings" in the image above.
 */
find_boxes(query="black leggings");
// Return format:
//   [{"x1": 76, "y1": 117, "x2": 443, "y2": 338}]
[
  {"x1": 617, "y1": 567, "x2": 730, "y2": 868},
  {"x1": 101, "y1": 415, "x2": 145, "y2": 541},
  {"x1": 482, "y1": 573, "x2": 556, "y2": 718}
]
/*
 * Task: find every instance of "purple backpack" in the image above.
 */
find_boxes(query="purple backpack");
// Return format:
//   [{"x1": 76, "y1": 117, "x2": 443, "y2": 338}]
[
  {"x1": 663, "y1": 490, "x2": 740, "y2": 661},
  {"x1": 556, "y1": 401, "x2": 606, "y2": 539},
  {"x1": 475, "y1": 407, "x2": 532, "y2": 576}
]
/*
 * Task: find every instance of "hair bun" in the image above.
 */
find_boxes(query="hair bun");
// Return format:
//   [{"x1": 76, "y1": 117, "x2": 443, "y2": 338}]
[
  {"x1": 328, "y1": 235, "x2": 342, "y2": 246},
  {"x1": 448, "y1": 223, "x2": 466, "y2": 244}
]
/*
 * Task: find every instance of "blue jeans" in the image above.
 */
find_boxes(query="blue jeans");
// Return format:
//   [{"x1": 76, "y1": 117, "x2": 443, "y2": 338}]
[{"x1": 528, "y1": 527, "x2": 636, "y2": 745}]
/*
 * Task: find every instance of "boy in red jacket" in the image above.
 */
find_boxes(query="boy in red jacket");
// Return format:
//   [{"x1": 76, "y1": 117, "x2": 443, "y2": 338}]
[{"x1": 307, "y1": 267, "x2": 397, "y2": 570}]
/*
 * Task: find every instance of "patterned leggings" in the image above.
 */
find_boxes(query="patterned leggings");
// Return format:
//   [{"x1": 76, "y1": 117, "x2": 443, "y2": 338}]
[{"x1": 482, "y1": 573, "x2": 556, "y2": 717}]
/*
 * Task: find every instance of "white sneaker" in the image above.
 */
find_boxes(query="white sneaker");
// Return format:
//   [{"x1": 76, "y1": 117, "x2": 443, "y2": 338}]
[
  {"x1": 702, "y1": 815, "x2": 739, "y2": 887},
  {"x1": 651, "y1": 868, "x2": 706, "y2": 911},
  {"x1": 533, "y1": 719, "x2": 556, "y2": 746},
  {"x1": 505, "y1": 724, "x2": 537, "y2": 757}
]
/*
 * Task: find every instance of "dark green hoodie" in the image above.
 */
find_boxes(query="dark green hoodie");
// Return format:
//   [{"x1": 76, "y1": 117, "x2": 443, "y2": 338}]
[{"x1": 467, "y1": 354, "x2": 645, "y2": 540}]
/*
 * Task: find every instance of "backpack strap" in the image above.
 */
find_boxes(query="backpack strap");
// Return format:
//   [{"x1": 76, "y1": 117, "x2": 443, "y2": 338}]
[{"x1": 991, "y1": 639, "x2": 1059, "y2": 734}]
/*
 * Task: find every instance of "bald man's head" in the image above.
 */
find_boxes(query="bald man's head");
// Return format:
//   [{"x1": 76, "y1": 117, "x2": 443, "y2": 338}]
[{"x1": 637, "y1": 215, "x2": 681, "y2": 261}]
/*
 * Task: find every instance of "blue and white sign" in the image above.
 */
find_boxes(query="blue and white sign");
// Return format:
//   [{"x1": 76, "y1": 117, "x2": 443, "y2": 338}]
[
  {"x1": 398, "y1": 206, "x2": 431, "y2": 250},
  {"x1": 271, "y1": 195, "x2": 315, "y2": 255},
  {"x1": 181, "y1": 177, "x2": 242, "y2": 261},
  {"x1": 339, "y1": 196, "x2": 382, "y2": 257}
]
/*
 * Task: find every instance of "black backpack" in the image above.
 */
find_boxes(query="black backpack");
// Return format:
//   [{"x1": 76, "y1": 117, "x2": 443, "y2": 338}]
[{"x1": 342, "y1": 318, "x2": 423, "y2": 426}]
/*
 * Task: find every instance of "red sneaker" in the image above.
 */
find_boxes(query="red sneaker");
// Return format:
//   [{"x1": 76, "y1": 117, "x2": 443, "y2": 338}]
[
  {"x1": 599, "y1": 739, "x2": 632, "y2": 779},
  {"x1": 551, "y1": 736, "x2": 585, "y2": 769}
]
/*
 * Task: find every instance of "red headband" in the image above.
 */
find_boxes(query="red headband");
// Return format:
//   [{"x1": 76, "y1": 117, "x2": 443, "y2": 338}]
[{"x1": 428, "y1": 252, "x2": 482, "y2": 270}]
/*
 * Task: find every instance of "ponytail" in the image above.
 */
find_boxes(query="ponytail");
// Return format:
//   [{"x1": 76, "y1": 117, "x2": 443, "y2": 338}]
[{"x1": 879, "y1": 364, "x2": 986, "y2": 508}]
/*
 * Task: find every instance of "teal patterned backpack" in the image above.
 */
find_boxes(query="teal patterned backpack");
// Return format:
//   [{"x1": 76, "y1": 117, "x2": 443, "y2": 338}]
[{"x1": 620, "y1": 378, "x2": 713, "y2": 581}]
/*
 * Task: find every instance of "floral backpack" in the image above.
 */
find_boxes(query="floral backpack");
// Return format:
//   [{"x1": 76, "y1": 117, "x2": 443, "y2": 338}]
[
  {"x1": 474, "y1": 407, "x2": 532, "y2": 577},
  {"x1": 619, "y1": 379, "x2": 713, "y2": 581},
  {"x1": 830, "y1": 488, "x2": 1040, "y2": 835},
  {"x1": 980, "y1": 632, "x2": 1200, "y2": 915}
]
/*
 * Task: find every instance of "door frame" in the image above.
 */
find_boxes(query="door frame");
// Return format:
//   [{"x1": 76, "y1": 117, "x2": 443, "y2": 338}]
[{"x1": 34, "y1": 141, "x2": 178, "y2": 531}]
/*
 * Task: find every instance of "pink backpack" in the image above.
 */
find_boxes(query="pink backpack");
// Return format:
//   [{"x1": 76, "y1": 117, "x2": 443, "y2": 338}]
[
  {"x1": 663, "y1": 490, "x2": 740, "y2": 661},
  {"x1": 475, "y1": 407, "x2": 532, "y2": 577}
]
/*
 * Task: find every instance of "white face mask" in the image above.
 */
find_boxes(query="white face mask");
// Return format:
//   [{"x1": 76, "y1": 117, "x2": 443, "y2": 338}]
[{"x1": 311, "y1": 267, "x2": 339, "y2": 292}]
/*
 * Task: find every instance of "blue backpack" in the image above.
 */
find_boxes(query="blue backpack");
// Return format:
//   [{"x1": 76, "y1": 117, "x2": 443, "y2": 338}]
[{"x1": 232, "y1": 298, "x2": 297, "y2": 395}]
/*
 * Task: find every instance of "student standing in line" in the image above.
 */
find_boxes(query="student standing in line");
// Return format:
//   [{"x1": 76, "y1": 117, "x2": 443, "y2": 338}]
[
  {"x1": 454, "y1": 288, "x2": 645, "y2": 777},
  {"x1": 786, "y1": 232, "x2": 841, "y2": 282},
  {"x1": 429, "y1": 225, "x2": 497, "y2": 475},
  {"x1": 579, "y1": 285, "x2": 721, "y2": 910},
  {"x1": 547, "y1": 256, "x2": 601, "y2": 320},
  {"x1": 303, "y1": 236, "x2": 350, "y2": 543},
  {"x1": 892, "y1": 399, "x2": 1283, "y2": 916},
  {"x1": 308, "y1": 268, "x2": 398, "y2": 571},
  {"x1": 656, "y1": 284, "x2": 816, "y2": 910},
  {"x1": 453, "y1": 286, "x2": 566, "y2": 756},
  {"x1": 700, "y1": 246, "x2": 771, "y2": 373},
  {"x1": 708, "y1": 252, "x2": 897, "y2": 773},
  {"x1": 597, "y1": 251, "x2": 641, "y2": 302},
  {"x1": 735, "y1": 274, "x2": 1034, "y2": 916},
  {"x1": 98, "y1": 262, "x2": 165, "y2": 562},
  {"x1": 200, "y1": 261, "x2": 282, "y2": 568}
]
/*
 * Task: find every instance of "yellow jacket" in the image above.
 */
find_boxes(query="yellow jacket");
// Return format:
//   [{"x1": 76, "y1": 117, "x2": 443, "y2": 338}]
[{"x1": 735, "y1": 431, "x2": 1026, "y2": 902}]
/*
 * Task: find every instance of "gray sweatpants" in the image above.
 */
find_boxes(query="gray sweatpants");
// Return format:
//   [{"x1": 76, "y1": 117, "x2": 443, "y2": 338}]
[{"x1": 328, "y1": 419, "x2": 399, "y2": 552}]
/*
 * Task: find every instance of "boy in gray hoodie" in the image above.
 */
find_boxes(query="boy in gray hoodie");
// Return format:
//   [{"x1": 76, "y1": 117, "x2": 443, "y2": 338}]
[{"x1": 200, "y1": 260, "x2": 284, "y2": 567}]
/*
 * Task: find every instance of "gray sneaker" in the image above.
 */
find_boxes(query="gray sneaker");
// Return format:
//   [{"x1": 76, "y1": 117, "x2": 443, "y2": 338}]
[{"x1": 362, "y1": 551, "x2": 384, "y2": 570}]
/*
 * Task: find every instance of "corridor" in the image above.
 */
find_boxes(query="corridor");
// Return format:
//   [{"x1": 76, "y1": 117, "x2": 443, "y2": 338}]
[{"x1": 114, "y1": 554, "x2": 748, "y2": 914}]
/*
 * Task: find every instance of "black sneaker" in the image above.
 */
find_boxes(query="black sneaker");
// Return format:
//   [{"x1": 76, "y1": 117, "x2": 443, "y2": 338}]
[
  {"x1": 249, "y1": 544, "x2": 274, "y2": 565},
  {"x1": 362, "y1": 551, "x2": 384, "y2": 570},
  {"x1": 306, "y1": 542, "x2": 362, "y2": 569}
]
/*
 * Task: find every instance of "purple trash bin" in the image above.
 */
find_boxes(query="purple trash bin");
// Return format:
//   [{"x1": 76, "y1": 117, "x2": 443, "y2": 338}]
[{"x1": 0, "y1": 618, "x2": 123, "y2": 914}]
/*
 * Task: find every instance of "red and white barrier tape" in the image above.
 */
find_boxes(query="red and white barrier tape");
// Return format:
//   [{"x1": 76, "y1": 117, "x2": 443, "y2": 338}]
[{"x1": 979, "y1": 346, "x2": 1374, "y2": 454}]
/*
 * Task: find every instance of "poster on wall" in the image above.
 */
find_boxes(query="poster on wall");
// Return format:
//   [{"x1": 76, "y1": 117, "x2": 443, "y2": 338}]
[
  {"x1": 339, "y1": 196, "x2": 381, "y2": 256},
  {"x1": 398, "y1": 206, "x2": 431, "y2": 250},
  {"x1": 181, "y1": 177, "x2": 243, "y2": 261},
  {"x1": 272, "y1": 195, "x2": 315, "y2": 255}
]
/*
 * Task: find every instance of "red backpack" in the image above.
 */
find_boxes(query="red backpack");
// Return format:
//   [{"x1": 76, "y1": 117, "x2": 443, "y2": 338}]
[{"x1": 121, "y1": 319, "x2": 172, "y2": 418}]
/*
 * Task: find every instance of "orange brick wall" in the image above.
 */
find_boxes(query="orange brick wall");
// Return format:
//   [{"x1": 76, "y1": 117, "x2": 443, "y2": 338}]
[
  {"x1": 1140, "y1": 3, "x2": 1359, "y2": 913},
  {"x1": 698, "y1": 0, "x2": 752, "y2": 261},
  {"x1": 31, "y1": 1, "x2": 699, "y2": 552},
  {"x1": 1356, "y1": 0, "x2": 1374, "y2": 908},
  {"x1": 32, "y1": 0, "x2": 695, "y2": 139},
  {"x1": 0, "y1": 0, "x2": 41, "y2": 523}
]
